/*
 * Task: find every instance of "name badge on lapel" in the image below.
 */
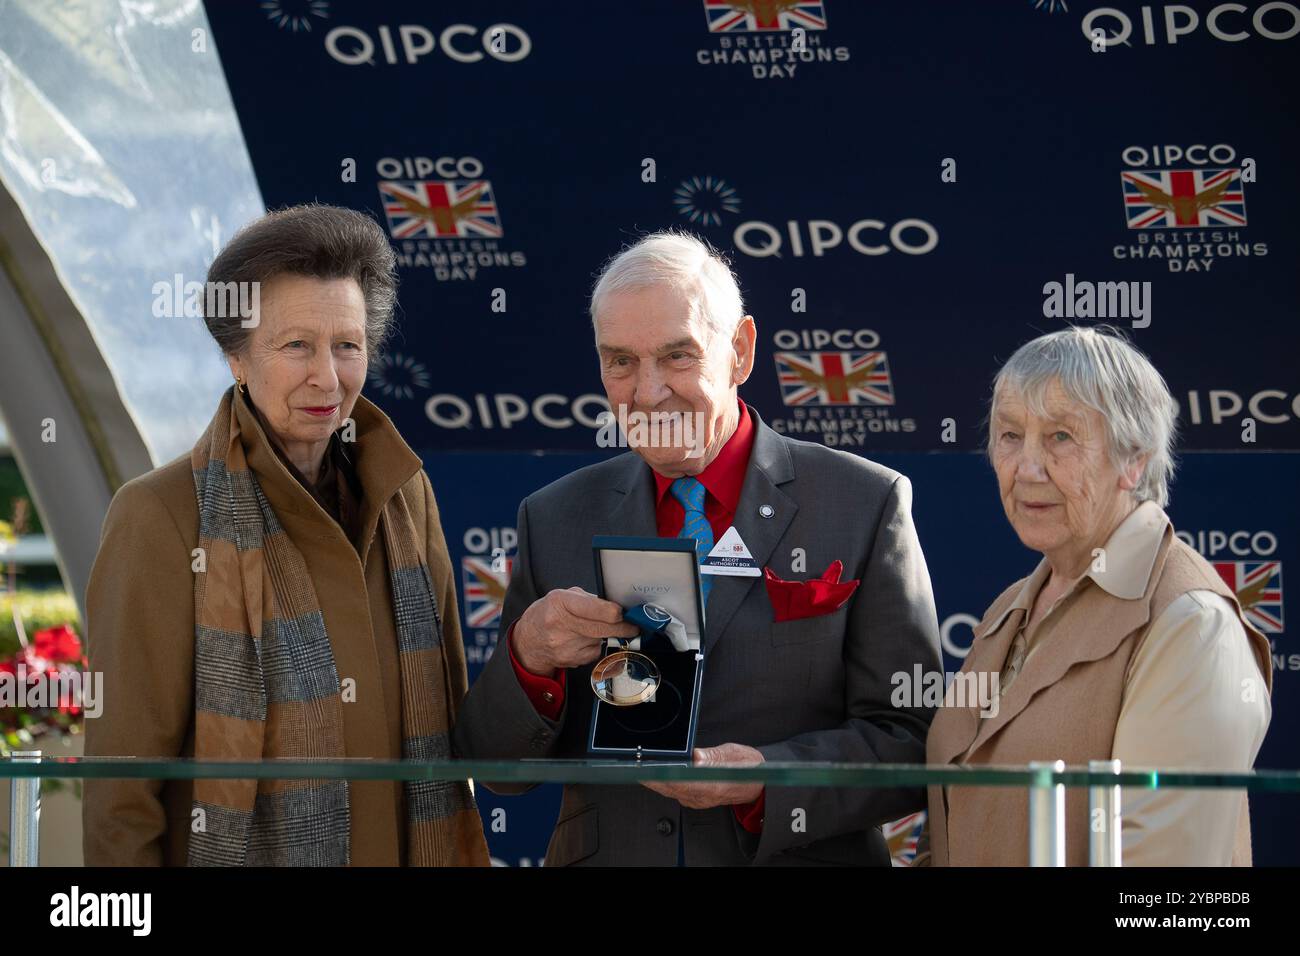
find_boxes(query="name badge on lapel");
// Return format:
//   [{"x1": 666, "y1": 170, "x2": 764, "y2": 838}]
[{"x1": 700, "y1": 526, "x2": 763, "y2": 577}]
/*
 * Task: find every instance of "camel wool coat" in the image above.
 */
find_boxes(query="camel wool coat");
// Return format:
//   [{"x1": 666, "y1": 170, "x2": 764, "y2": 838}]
[{"x1": 82, "y1": 389, "x2": 488, "y2": 866}]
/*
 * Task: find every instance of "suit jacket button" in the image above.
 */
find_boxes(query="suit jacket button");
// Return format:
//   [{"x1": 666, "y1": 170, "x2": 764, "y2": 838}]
[{"x1": 656, "y1": 817, "x2": 675, "y2": 837}]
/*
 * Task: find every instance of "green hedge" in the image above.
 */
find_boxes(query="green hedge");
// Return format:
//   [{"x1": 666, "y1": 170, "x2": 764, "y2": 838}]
[
  {"x1": 0, "y1": 590, "x2": 81, "y2": 659},
  {"x1": 0, "y1": 458, "x2": 43, "y2": 534}
]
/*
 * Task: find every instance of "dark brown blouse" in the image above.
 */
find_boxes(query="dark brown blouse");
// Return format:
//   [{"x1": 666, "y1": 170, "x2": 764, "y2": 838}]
[{"x1": 253, "y1": 407, "x2": 364, "y2": 553}]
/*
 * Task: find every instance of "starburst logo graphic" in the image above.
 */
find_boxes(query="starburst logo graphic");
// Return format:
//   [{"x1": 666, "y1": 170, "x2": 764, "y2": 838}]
[
  {"x1": 673, "y1": 176, "x2": 742, "y2": 227},
  {"x1": 1029, "y1": 0, "x2": 1068, "y2": 12},
  {"x1": 261, "y1": 0, "x2": 330, "y2": 32},
  {"x1": 368, "y1": 353, "x2": 431, "y2": 400}
]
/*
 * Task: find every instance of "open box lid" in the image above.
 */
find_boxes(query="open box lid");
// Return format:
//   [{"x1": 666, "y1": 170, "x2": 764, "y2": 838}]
[{"x1": 592, "y1": 535, "x2": 707, "y2": 648}]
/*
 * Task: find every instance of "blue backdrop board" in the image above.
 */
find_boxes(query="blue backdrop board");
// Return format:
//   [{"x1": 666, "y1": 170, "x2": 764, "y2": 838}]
[{"x1": 204, "y1": 0, "x2": 1299, "y2": 865}]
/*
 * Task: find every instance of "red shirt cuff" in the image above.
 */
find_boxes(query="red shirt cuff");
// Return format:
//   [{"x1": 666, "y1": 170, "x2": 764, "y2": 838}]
[
  {"x1": 733, "y1": 790, "x2": 765, "y2": 834},
  {"x1": 507, "y1": 622, "x2": 565, "y2": 720}
]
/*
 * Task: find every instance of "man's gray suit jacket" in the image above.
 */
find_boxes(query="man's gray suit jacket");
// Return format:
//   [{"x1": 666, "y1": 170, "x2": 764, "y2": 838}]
[{"x1": 454, "y1": 407, "x2": 942, "y2": 866}]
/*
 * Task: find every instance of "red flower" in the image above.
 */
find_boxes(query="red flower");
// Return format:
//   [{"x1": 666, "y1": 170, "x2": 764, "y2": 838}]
[{"x1": 32, "y1": 624, "x2": 82, "y2": 664}]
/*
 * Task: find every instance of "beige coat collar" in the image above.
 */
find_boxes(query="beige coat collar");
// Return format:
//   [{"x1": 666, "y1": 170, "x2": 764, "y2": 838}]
[{"x1": 975, "y1": 500, "x2": 1170, "y2": 640}]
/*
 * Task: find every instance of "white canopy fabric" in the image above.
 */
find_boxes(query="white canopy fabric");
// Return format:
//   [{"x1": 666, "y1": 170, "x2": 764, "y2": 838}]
[{"x1": 0, "y1": 0, "x2": 264, "y2": 608}]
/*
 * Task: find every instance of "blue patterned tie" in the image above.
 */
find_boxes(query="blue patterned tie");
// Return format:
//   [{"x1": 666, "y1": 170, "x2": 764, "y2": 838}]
[{"x1": 670, "y1": 476, "x2": 714, "y2": 604}]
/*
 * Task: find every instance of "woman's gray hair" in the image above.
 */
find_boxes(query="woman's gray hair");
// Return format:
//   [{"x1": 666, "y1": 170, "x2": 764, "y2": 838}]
[
  {"x1": 203, "y1": 203, "x2": 397, "y2": 361},
  {"x1": 590, "y1": 230, "x2": 745, "y2": 343},
  {"x1": 988, "y1": 325, "x2": 1179, "y2": 506}
]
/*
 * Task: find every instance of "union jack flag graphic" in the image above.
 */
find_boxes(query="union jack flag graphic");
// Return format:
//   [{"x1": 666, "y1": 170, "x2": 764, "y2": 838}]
[
  {"x1": 704, "y1": 0, "x2": 827, "y2": 32},
  {"x1": 883, "y1": 811, "x2": 926, "y2": 867},
  {"x1": 1120, "y1": 168, "x2": 1246, "y2": 229},
  {"x1": 775, "y1": 350, "x2": 894, "y2": 406},
  {"x1": 462, "y1": 555, "x2": 513, "y2": 629},
  {"x1": 1214, "y1": 561, "x2": 1283, "y2": 634},
  {"x1": 378, "y1": 180, "x2": 503, "y2": 239}
]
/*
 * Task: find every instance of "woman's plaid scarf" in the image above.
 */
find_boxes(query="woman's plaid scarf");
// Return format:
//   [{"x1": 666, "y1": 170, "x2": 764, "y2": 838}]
[{"x1": 186, "y1": 387, "x2": 485, "y2": 866}]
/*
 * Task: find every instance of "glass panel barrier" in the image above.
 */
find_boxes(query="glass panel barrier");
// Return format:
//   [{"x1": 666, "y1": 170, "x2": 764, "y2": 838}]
[
  {"x1": 4, "y1": 757, "x2": 1299, "y2": 789},
  {"x1": 7, "y1": 757, "x2": 1296, "y2": 867}
]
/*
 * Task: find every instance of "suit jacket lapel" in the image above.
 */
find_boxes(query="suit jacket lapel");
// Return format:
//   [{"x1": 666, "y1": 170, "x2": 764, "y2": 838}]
[
  {"x1": 704, "y1": 410, "x2": 796, "y2": 652},
  {"x1": 607, "y1": 453, "x2": 658, "y2": 539}
]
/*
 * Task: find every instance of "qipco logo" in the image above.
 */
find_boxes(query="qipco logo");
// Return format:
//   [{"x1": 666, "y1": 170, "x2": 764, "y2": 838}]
[
  {"x1": 734, "y1": 219, "x2": 939, "y2": 258},
  {"x1": 325, "y1": 23, "x2": 532, "y2": 66},
  {"x1": 1121, "y1": 144, "x2": 1237, "y2": 167},
  {"x1": 376, "y1": 156, "x2": 485, "y2": 179},
  {"x1": 1082, "y1": 3, "x2": 1300, "y2": 48},
  {"x1": 425, "y1": 393, "x2": 610, "y2": 430}
]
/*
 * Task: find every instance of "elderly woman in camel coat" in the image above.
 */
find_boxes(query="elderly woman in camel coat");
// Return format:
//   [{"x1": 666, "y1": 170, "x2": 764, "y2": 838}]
[{"x1": 83, "y1": 204, "x2": 488, "y2": 866}]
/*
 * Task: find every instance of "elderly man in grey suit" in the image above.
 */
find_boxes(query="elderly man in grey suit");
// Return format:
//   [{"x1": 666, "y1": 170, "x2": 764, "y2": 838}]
[{"x1": 454, "y1": 231, "x2": 941, "y2": 866}]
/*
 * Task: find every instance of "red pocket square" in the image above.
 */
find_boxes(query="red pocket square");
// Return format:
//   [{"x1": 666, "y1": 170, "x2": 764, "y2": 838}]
[{"x1": 763, "y1": 560, "x2": 860, "y2": 623}]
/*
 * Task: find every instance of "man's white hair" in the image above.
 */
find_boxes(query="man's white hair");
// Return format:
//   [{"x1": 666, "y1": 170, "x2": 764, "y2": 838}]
[
  {"x1": 590, "y1": 230, "x2": 745, "y2": 342},
  {"x1": 988, "y1": 325, "x2": 1179, "y2": 507}
]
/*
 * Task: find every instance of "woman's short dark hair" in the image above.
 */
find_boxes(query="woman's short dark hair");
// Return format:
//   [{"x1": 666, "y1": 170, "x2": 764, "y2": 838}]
[{"x1": 203, "y1": 203, "x2": 397, "y2": 360}]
